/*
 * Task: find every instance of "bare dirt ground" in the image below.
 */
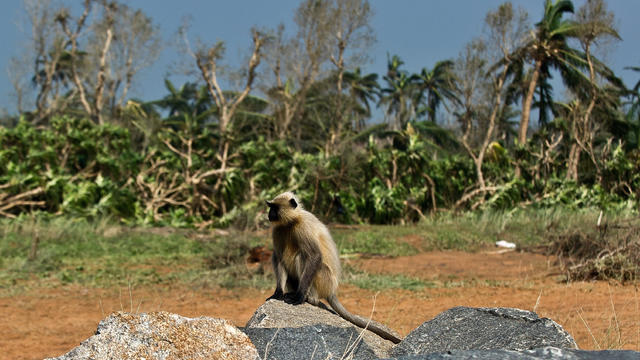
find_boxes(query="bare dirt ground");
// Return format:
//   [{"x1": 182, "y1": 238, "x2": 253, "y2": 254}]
[{"x1": 1, "y1": 250, "x2": 639, "y2": 360}]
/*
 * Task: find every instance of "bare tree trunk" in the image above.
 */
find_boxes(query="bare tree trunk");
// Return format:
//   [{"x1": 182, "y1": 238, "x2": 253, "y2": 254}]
[
  {"x1": 422, "y1": 173, "x2": 437, "y2": 214},
  {"x1": 60, "y1": 0, "x2": 93, "y2": 117},
  {"x1": 31, "y1": 0, "x2": 91, "y2": 123},
  {"x1": 567, "y1": 143, "x2": 581, "y2": 181},
  {"x1": 60, "y1": 0, "x2": 115, "y2": 124},
  {"x1": 94, "y1": 27, "x2": 114, "y2": 124},
  {"x1": 32, "y1": 37, "x2": 64, "y2": 124},
  {"x1": 271, "y1": 49, "x2": 316, "y2": 142},
  {"x1": 327, "y1": 37, "x2": 346, "y2": 156},
  {"x1": 460, "y1": 65, "x2": 505, "y2": 202},
  {"x1": 213, "y1": 140, "x2": 230, "y2": 214},
  {"x1": 33, "y1": 54, "x2": 63, "y2": 124},
  {"x1": 581, "y1": 43, "x2": 601, "y2": 183},
  {"x1": 456, "y1": 6, "x2": 517, "y2": 208},
  {"x1": 566, "y1": 43, "x2": 599, "y2": 183},
  {"x1": 519, "y1": 59, "x2": 542, "y2": 145},
  {"x1": 194, "y1": 30, "x2": 264, "y2": 214},
  {"x1": 117, "y1": 58, "x2": 134, "y2": 108},
  {"x1": 515, "y1": 59, "x2": 542, "y2": 178}
]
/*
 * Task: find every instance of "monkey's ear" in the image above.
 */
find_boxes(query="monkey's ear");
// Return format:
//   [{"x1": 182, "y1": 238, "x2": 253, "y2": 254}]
[{"x1": 289, "y1": 198, "x2": 297, "y2": 209}]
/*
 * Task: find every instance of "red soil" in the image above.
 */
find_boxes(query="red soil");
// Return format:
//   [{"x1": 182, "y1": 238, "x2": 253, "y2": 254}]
[{"x1": 1, "y1": 250, "x2": 638, "y2": 360}]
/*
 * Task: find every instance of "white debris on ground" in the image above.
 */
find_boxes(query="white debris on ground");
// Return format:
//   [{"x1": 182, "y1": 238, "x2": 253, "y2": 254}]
[{"x1": 495, "y1": 240, "x2": 517, "y2": 249}]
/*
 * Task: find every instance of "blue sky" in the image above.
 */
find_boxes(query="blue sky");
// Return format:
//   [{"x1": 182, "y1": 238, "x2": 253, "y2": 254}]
[{"x1": 1, "y1": 0, "x2": 639, "y2": 119}]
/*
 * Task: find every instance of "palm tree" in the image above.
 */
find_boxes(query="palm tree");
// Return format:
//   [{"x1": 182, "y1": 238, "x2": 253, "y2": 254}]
[
  {"x1": 533, "y1": 76, "x2": 556, "y2": 126},
  {"x1": 379, "y1": 54, "x2": 416, "y2": 130},
  {"x1": 623, "y1": 66, "x2": 640, "y2": 149},
  {"x1": 153, "y1": 79, "x2": 216, "y2": 132},
  {"x1": 627, "y1": 67, "x2": 640, "y2": 114},
  {"x1": 344, "y1": 68, "x2": 379, "y2": 116},
  {"x1": 511, "y1": 0, "x2": 585, "y2": 145},
  {"x1": 413, "y1": 60, "x2": 458, "y2": 123},
  {"x1": 496, "y1": 104, "x2": 521, "y2": 147},
  {"x1": 343, "y1": 67, "x2": 379, "y2": 130}
]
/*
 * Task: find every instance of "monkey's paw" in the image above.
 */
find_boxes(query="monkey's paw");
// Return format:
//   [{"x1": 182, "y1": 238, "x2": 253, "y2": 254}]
[
  {"x1": 283, "y1": 292, "x2": 305, "y2": 305},
  {"x1": 266, "y1": 290, "x2": 284, "y2": 301}
]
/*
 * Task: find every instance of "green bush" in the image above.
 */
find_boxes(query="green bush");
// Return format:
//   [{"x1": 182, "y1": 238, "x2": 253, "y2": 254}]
[
  {"x1": 1, "y1": 115, "x2": 638, "y2": 226},
  {"x1": 0, "y1": 117, "x2": 139, "y2": 219}
]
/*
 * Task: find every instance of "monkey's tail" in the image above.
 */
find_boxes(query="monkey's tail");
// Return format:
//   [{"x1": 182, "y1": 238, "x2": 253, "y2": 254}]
[{"x1": 326, "y1": 294, "x2": 402, "y2": 344}]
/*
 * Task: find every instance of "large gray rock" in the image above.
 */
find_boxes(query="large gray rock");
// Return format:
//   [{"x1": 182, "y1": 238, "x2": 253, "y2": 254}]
[
  {"x1": 245, "y1": 325, "x2": 379, "y2": 360},
  {"x1": 47, "y1": 311, "x2": 258, "y2": 360},
  {"x1": 391, "y1": 307, "x2": 577, "y2": 357},
  {"x1": 245, "y1": 299, "x2": 398, "y2": 358},
  {"x1": 386, "y1": 346, "x2": 640, "y2": 359}
]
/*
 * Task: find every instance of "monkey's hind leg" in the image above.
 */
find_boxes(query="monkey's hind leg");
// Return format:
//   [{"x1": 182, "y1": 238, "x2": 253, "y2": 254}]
[
  {"x1": 308, "y1": 266, "x2": 339, "y2": 312},
  {"x1": 284, "y1": 252, "x2": 321, "y2": 305}
]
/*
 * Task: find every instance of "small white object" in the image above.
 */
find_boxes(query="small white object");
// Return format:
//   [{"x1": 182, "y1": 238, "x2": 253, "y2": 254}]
[{"x1": 495, "y1": 240, "x2": 516, "y2": 249}]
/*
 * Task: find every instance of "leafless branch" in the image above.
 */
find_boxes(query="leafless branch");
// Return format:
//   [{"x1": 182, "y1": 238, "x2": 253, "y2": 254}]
[{"x1": 0, "y1": 186, "x2": 46, "y2": 218}]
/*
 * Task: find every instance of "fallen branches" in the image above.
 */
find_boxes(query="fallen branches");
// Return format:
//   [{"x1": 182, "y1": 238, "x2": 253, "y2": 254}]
[
  {"x1": 136, "y1": 135, "x2": 238, "y2": 224},
  {"x1": 0, "y1": 186, "x2": 46, "y2": 218},
  {"x1": 454, "y1": 185, "x2": 502, "y2": 210},
  {"x1": 135, "y1": 151, "x2": 188, "y2": 222}
]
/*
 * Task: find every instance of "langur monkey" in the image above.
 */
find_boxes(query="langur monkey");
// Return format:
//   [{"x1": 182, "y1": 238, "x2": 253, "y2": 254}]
[{"x1": 265, "y1": 192, "x2": 402, "y2": 344}]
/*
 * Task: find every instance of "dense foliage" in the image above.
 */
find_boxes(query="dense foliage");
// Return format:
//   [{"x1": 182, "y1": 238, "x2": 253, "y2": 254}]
[{"x1": 1, "y1": 115, "x2": 637, "y2": 227}]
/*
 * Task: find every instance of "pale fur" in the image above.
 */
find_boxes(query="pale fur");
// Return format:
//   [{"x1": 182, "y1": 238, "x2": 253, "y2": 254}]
[
  {"x1": 269, "y1": 192, "x2": 340, "y2": 302},
  {"x1": 267, "y1": 192, "x2": 402, "y2": 344}
]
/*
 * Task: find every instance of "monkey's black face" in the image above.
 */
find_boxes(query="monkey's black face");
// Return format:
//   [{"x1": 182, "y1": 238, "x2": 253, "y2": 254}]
[{"x1": 266, "y1": 202, "x2": 279, "y2": 222}]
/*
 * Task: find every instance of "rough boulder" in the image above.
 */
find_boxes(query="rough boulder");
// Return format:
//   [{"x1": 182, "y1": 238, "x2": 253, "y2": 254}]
[
  {"x1": 47, "y1": 311, "x2": 258, "y2": 360},
  {"x1": 391, "y1": 306, "x2": 578, "y2": 357},
  {"x1": 244, "y1": 299, "x2": 398, "y2": 359}
]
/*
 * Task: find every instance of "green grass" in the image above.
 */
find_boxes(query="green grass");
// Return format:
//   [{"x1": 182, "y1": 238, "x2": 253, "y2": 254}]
[
  {"x1": 343, "y1": 265, "x2": 434, "y2": 291},
  {"x1": 1, "y1": 207, "x2": 634, "y2": 294},
  {"x1": 333, "y1": 225, "x2": 419, "y2": 256},
  {"x1": 405, "y1": 207, "x2": 631, "y2": 251},
  {"x1": 0, "y1": 216, "x2": 266, "y2": 293},
  {"x1": 332, "y1": 208, "x2": 585, "y2": 254}
]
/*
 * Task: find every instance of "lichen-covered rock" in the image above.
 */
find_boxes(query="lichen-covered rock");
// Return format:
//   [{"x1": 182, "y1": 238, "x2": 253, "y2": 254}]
[
  {"x1": 245, "y1": 299, "x2": 397, "y2": 358},
  {"x1": 245, "y1": 325, "x2": 379, "y2": 360},
  {"x1": 392, "y1": 307, "x2": 577, "y2": 357},
  {"x1": 47, "y1": 311, "x2": 258, "y2": 360},
  {"x1": 386, "y1": 346, "x2": 640, "y2": 359}
]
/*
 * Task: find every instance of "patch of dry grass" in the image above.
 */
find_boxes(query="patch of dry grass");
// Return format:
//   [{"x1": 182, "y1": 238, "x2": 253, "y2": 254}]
[{"x1": 545, "y1": 215, "x2": 640, "y2": 282}]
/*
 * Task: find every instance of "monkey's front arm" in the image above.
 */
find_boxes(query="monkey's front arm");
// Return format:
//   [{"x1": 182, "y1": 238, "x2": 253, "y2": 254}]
[{"x1": 266, "y1": 252, "x2": 286, "y2": 301}]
